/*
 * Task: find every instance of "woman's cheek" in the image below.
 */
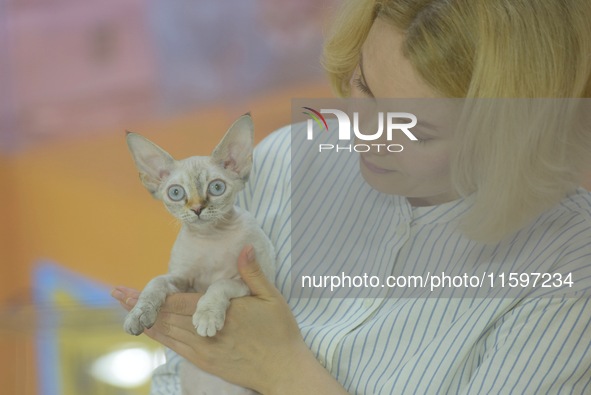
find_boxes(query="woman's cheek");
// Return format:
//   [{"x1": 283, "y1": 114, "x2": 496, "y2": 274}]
[{"x1": 399, "y1": 142, "x2": 451, "y2": 179}]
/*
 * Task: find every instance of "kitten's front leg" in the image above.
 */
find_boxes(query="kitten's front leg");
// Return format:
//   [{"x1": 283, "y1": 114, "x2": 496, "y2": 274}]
[
  {"x1": 193, "y1": 279, "x2": 249, "y2": 337},
  {"x1": 124, "y1": 274, "x2": 191, "y2": 335}
]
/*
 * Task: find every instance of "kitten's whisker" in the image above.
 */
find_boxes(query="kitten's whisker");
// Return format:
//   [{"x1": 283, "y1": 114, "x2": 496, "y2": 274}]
[{"x1": 167, "y1": 217, "x2": 182, "y2": 228}]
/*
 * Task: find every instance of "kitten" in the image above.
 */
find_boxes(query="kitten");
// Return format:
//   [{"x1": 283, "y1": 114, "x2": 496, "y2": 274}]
[{"x1": 123, "y1": 113, "x2": 275, "y2": 341}]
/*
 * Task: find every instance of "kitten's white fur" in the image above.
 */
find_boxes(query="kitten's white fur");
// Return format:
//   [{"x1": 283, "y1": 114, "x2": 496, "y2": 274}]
[{"x1": 124, "y1": 114, "x2": 275, "y2": 394}]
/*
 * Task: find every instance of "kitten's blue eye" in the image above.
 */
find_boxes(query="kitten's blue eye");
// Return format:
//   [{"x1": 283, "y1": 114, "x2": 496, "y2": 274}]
[
  {"x1": 208, "y1": 180, "x2": 226, "y2": 196},
  {"x1": 167, "y1": 185, "x2": 186, "y2": 201}
]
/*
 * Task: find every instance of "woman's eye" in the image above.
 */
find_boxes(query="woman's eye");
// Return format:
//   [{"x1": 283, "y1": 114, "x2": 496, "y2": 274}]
[
  {"x1": 167, "y1": 185, "x2": 186, "y2": 201},
  {"x1": 208, "y1": 180, "x2": 226, "y2": 196},
  {"x1": 353, "y1": 76, "x2": 373, "y2": 97}
]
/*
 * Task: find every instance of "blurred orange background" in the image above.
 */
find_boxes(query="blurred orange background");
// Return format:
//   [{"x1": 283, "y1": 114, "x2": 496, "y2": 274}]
[
  {"x1": 0, "y1": 1, "x2": 336, "y2": 394},
  {"x1": 1, "y1": 1, "x2": 590, "y2": 394}
]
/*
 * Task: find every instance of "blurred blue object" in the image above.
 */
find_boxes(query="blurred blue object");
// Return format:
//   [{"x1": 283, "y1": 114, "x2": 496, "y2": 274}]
[{"x1": 33, "y1": 261, "x2": 119, "y2": 395}]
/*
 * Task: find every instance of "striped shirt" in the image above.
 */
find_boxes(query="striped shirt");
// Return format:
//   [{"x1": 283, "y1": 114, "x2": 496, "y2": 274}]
[{"x1": 151, "y1": 122, "x2": 591, "y2": 394}]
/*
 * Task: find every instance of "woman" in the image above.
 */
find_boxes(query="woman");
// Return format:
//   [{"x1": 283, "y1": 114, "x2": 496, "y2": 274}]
[{"x1": 112, "y1": 0, "x2": 591, "y2": 393}]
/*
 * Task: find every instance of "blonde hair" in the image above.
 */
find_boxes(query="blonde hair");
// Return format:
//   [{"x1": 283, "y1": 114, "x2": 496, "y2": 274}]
[{"x1": 323, "y1": 0, "x2": 591, "y2": 242}]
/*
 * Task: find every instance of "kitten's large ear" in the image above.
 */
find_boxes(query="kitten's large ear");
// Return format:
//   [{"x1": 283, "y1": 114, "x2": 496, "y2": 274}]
[
  {"x1": 211, "y1": 113, "x2": 254, "y2": 180},
  {"x1": 126, "y1": 132, "x2": 176, "y2": 196}
]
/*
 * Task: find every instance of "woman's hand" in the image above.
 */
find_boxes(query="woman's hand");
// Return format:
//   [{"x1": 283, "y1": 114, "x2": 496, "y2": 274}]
[{"x1": 111, "y1": 247, "x2": 348, "y2": 394}]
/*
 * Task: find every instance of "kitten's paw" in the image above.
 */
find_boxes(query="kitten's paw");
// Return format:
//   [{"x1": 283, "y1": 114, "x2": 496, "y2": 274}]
[
  {"x1": 192, "y1": 307, "x2": 226, "y2": 337},
  {"x1": 123, "y1": 304, "x2": 158, "y2": 336}
]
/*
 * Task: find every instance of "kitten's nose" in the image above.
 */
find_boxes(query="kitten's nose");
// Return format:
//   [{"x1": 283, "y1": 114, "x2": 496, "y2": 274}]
[{"x1": 191, "y1": 205, "x2": 204, "y2": 216}]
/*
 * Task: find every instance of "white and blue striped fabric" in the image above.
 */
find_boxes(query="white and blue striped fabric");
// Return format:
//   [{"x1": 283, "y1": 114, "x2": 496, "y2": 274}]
[{"x1": 151, "y1": 122, "x2": 591, "y2": 394}]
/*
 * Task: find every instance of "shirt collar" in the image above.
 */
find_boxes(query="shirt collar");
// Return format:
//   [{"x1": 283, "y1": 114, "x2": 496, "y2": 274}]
[{"x1": 409, "y1": 197, "x2": 470, "y2": 225}]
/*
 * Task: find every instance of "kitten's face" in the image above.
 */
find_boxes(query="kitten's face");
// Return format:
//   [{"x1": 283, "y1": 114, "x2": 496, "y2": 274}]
[
  {"x1": 158, "y1": 157, "x2": 244, "y2": 224},
  {"x1": 126, "y1": 114, "x2": 254, "y2": 227}
]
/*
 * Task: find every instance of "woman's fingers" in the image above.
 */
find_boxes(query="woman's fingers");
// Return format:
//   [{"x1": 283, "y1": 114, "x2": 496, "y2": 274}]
[
  {"x1": 111, "y1": 287, "x2": 201, "y2": 316},
  {"x1": 111, "y1": 286, "x2": 140, "y2": 302},
  {"x1": 143, "y1": 311, "x2": 219, "y2": 371},
  {"x1": 111, "y1": 287, "x2": 138, "y2": 311},
  {"x1": 159, "y1": 293, "x2": 201, "y2": 315},
  {"x1": 146, "y1": 312, "x2": 196, "y2": 341}
]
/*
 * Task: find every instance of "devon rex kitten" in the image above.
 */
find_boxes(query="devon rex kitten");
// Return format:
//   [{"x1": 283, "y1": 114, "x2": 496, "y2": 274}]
[{"x1": 124, "y1": 114, "x2": 275, "y2": 345}]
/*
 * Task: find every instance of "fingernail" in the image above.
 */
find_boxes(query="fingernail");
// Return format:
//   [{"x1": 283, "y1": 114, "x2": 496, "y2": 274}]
[
  {"x1": 246, "y1": 246, "x2": 255, "y2": 262},
  {"x1": 125, "y1": 298, "x2": 138, "y2": 306},
  {"x1": 111, "y1": 289, "x2": 124, "y2": 300}
]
